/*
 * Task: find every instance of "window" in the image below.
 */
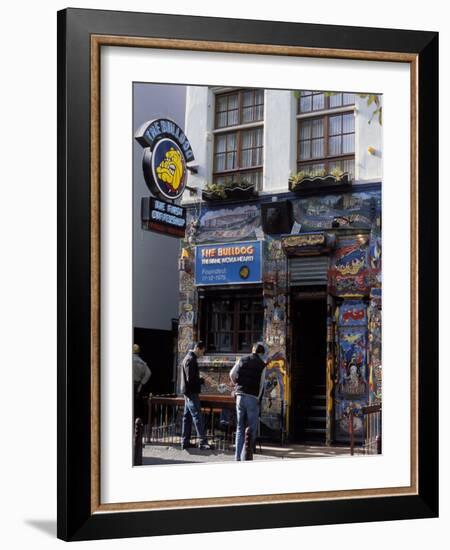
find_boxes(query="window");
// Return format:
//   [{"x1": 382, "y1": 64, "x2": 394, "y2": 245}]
[
  {"x1": 297, "y1": 91, "x2": 356, "y2": 179},
  {"x1": 200, "y1": 291, "x2": 263, "y2": 353},
  {"x1": 213, "y1": 89, "x2": 264, "y2": 189}
]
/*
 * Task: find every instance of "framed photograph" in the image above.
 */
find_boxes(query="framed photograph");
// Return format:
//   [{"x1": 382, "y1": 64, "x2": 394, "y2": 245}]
[{"x1": 57, "y1": 8, "x2": 438, "y2": 542}]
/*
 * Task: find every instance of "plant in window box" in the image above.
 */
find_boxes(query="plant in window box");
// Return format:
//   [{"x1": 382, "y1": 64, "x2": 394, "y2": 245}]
[
  {"x1": 202, "y1": 182, "x2": 227, "y2": 201},
  {"x1": 289, "y1": 168, "x2": 351, "y2": 192},
  {"x1": 202, "y1": 180, "x2": 258, "y2": 202},
  {"x1": 224, "y1": 179, "x2": 258, "y2": 200}
]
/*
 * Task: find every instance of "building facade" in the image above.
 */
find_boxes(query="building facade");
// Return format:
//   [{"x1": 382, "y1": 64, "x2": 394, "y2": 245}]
[{"x1": 177, "y1": 86, "x2": 382, "y2": 445}]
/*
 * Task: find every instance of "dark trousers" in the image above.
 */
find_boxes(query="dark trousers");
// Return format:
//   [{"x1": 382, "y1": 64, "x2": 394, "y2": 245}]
[
  {"x1": 181, "y1": 394, "x2": 207, "y2": 446},
  {"x1": 133, "y1": 382, "x2": 145, "y2": 421}
]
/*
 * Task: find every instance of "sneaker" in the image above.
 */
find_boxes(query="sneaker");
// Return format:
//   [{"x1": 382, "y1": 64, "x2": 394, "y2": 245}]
[
  {"x1": 198, "y1": 443, "x2": 214, "y2": 450},
  {"x1": 180, "y1": 443, "x2": 193, "y2": 450}
]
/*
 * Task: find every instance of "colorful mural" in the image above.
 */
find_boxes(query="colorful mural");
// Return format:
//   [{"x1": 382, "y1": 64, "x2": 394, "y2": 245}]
[
  {"x1": 334, "y1": 399, "x2": 364, "y2": 437},
  {"x1": 329, "y1": 238, "x2": 370, "y2": 296},
  {"x1": 260, "y1": 353, "x2": 287, "y2": 433},
  {"x1": 368, "y1": 288, "x2": 382, "y2": 404},
  {"x1": 195, "y1": 204, "x2": 261, "y2": 243},
  {"x1": 292, "y1": 191, "x2": 381, "y2": 232},
  {"x1": 333, "y1": 300, "x2": 369, "y2": 440}
]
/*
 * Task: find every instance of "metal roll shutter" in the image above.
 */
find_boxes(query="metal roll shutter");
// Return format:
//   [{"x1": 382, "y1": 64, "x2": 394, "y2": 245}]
[{"x1": 289, "y1": 256, "x2": 329, "y2": 286}]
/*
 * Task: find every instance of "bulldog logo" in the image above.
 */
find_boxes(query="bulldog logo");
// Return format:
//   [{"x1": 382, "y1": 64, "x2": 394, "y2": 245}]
[
  {"x1": 156, "y1": 147, "x2": 184, "y2": 192},
  {"x1": 135, "y1": 118, "x2": 194, "y2": 200}
]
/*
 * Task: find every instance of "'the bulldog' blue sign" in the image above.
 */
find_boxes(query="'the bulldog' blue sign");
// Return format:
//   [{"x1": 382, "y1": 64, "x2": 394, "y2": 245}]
[{"x1": 195, "y1": 241, "x2": 262, "y2": 286}]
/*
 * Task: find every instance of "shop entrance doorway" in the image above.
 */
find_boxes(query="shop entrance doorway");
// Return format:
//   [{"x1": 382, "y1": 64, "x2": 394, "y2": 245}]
[{"x1": 290, "y1": 289, "x2": 327, "y2": 444}]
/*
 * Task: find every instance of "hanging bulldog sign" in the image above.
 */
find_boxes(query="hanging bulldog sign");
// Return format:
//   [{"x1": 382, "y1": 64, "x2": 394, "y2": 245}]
[{"x1": 135, "y1": 118, "x2": 195, "y2": 201}]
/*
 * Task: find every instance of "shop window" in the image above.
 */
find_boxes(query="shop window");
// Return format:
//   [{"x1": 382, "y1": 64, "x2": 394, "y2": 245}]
[
  {"x1": 213, "y1": 89, "x2": 264, "y2": 189},
  {"x1": 200, "y1": 291, "x2": 263, "y2": 354},
  {"x1": 297, "y1": 91, "x2": 355, "y2": 179}
]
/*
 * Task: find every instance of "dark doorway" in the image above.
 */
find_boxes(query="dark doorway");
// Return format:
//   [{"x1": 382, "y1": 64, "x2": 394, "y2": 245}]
[
  {"x1": 133, "y1": 325, "x2": 177, "y2": 396},
  {"x1": 290, "y1": 290, "x2": 327, "y2": 444}
]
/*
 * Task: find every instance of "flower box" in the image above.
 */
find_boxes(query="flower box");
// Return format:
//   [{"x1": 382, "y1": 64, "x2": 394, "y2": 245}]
[{"x1": 289, "y1": 172, "x2": 351, "y2": 193}]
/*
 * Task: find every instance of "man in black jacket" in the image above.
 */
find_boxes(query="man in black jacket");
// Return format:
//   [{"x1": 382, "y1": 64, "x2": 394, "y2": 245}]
[
  {"x1": 180, "y1": 342, "x2": 212, "y2": 450},
  {"x1": 230, "y1": 343, "x2": 266, "y2": 461}
]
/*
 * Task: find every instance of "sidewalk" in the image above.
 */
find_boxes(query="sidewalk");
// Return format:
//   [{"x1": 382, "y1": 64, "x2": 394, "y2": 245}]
[{"x1": 142, "y1": 441, "x2": 358, "y2": 466}]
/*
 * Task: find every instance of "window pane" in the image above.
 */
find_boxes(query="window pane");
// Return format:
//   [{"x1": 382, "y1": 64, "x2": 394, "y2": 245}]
[
  {"x1": 343, "y1": 93, "x2": 356, "y2": 105},
  {"x1": 342, "y1": 113, "x2": 355, "y2": 133},
  {"x1": 312, "y1": 93, "x2": 325, "y2": 111},
  {"x1": 255, "y1": 104, "x2": 264, "y2": 121},
  {"x1": 342, "y1": 159, "x2": 355, "y2": 179},
  {"x1": 242, "y1": 90, "x2": 255, "y2": 123},
  {"x1": 342, "y1": 134, "x2": 355, "y2": 154},
  {"x1": 255, "y1": 127, "x2": 263, "y2": 146},
  {"x1": 238, "y1": 333, "x2": 252, "y2": 352},
  {"x1": 329, "y1": 115, "x2": 342, "y2": 135},
  {"x1": 300, "y1": 95, "x2": 312, "y2": 112},
  {"x1": 311, "y1": 138, "x2": 324, "y2": 158},
  {"x1": 239, "y1": 313, "x2": 251, "y2": 330},
  {"x1": 254, "y1": 312, "x2": 264, "y2": 327},
  {"x1": 226, "y1": 152, "x2": 236, "y2": 169},
  {"x1": 216, "y1": 135, "x2": 226, "y2": 153},
  {"x1": 227, "y1": 133, "x2": 237, "y2": 150},
  {"x1": 216, "y1": 93, "x2": 239, "y2": 129},
  {"x1": 329, "y1": 93, "x2": 343, "y2": 108},
  {"x1": 241, "y1": 149, "x2": 251, "y2": 168},
  {"x1": 241, "y1": 89, "x2": 264, "y2": 123},
  {"x1": 215, "y1": 153, "x2": 225, "y2": 172},
  {"x1": 241, "y1": 129, "x2": 263, "y2": 168},
  {"x1": 243, "y1": 90, "x2": 254, "y2": 107},
  {"x1": 329, "y1": 135, "x2": 341, "y2": 156},
  {"x1": 300, "y1": 141, "x2": 311, "y2": 160},
  {"x1": 241, "y1": 130, "x2": 252, "y2": 148},
  {"x1": 255, "y1": 90, "x2": 264, "y2": 121},
  {"x1": 254, "y1": 147, "x2": 263, "y2": 166},
  {"x1": 311, "y1": 119, "x2": 324, "y2": 138},
  {"x1": 216, "y1": 112, "x2": 227, "y2": 128},
  {"x1": 217, "y1": 95, "x2": 228, "y2": 111},
  {"x1": 300, "y1": 120, "x2": 311, "y2": 140},
  {"x1": 242, "y1": 107, "x2": 253, "y2": 123},
  {"x1": 203, "y1": 294, "x2": 263, "y2": 353},
  {"x1": 228, "y1": 93, "x2": 238, "y2": 110},
  {"x1": 219, "y1": 333, "x2": 232, "y2": 351},
  {"x1": 227, "y1": 109, "x2": 238, "y2": 126}
]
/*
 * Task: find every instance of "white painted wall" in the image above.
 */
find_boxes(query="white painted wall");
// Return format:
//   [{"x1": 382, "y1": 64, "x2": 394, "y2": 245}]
[
  {"x1": 264, "y1": 89, "x2": 297, "y2": 192},
  {"x1": 183, "y1": 87, "x2": 383, "y2": 194},
  {"x1": 355, "y1": 95, "x2": 383, "y2": 181},
  {"x1": 183, "y1": 86, "x2": 214, "y2": 204}
]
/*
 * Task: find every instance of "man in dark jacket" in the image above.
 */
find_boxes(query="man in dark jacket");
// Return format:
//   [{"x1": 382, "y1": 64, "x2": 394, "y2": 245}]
[
  {"x1": 230, "y1": 343, "x2": 266, "y2": 461},
  {"x1": 180, "y1": 342, "x2": 212, "y2": 450}
]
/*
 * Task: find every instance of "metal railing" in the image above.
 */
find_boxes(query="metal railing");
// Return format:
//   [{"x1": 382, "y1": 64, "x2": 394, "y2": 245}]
[
  {"x1": 349, "y1": 405, "x2": 382, "y2": 455},
  {"x1": 146, "y1": 395, "x2": 236, "y2": 450}
]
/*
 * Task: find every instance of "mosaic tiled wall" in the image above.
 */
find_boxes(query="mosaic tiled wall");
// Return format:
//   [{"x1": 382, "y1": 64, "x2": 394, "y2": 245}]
[{"x1": 261, "y1": 238, "x2": 288, "y2": 434}]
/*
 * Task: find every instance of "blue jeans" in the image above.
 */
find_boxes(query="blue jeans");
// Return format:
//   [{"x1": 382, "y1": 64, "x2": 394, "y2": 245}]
[
  {"x1": 235, "y1": 394, "x2": 259, "y2": 461},
  {"x1": 181, "y1": 394, "x2": 207, "y2": 446}
]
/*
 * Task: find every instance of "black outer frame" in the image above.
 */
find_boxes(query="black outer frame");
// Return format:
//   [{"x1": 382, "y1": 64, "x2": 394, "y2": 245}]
[{"x1": 57, "y1": 8, "x2": 438, "y2": 542}]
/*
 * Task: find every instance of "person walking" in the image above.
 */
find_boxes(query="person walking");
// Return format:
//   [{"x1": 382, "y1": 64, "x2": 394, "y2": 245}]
[
  {"x1": 133, "y1": 344, "x2": 151, "y2": 421},
  {"x1": 180, "y1": 341, "x2": 212, "y2": 450},
  {"x1": 230, "y1": 343, "x2": 266, "y2": 461}
]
